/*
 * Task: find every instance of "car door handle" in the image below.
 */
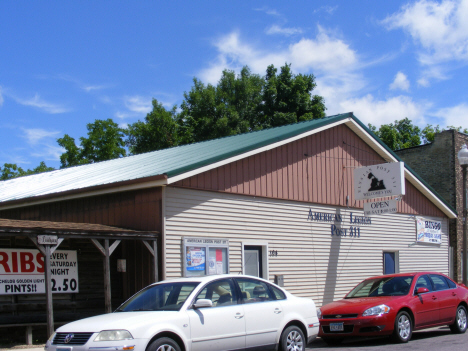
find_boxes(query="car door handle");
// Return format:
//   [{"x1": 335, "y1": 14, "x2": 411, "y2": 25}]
[
  {"x1": 235, "y1": 312, "x2": 244, "y2": 319},
  {"x1": 432, "y1": 296, "x2": 437, "y2": 300},
  {"x1": 452, "y1": 292, "x2": 457, "y2": 296},
  {"x1": 274, "y1": 308, "x2": 282, "y2": 314}
]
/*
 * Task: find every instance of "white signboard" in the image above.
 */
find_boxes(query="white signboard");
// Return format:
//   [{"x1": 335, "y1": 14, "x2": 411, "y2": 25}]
[
  {"x1": 354, "y1": 162, "x2": 405, "y2": 200},
  {"x1": 364, "y1": 199, "x2": 398, "y2": 216},
  {"x1": 0, "y1": 249, "x2": 79, "y2": 295},
  {"x1": 37, "y1": 235, "x2": 58, "y2": 245},
  {"x1": 416, "y1": 218, "x2": 442, "y2": 244}
]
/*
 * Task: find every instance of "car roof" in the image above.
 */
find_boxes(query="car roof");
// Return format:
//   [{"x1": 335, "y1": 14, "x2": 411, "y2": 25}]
[
  {"x1": 150, "y1": 274, "x2": 278, "y2": 286},
  {"x1": 363, "y1": 272, "x2": 449, "y2": 281}
]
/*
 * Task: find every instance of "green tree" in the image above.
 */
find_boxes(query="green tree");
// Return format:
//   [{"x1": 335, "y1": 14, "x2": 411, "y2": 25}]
[
  {"x1": 369, "y1": 118, "x2": 421, "y2": 150},
  {"x1": 1, "y1": 161, "x2": 54, "y2": 180},
  {"x1": 177, "y1": 63, "x2": 326, "y2": 145},
  {"x1": 422, "y1": 124, "x2": 468, "y2": 143},
  {"x1": 126, "y1": 99, "x2": 179, "y2": 154},
  {"x1": 262, "y1": 64, "x2": 326, "y2": 128},
  {"x1": 58, "y1": 119, "x2": 126, "y2": 168}
]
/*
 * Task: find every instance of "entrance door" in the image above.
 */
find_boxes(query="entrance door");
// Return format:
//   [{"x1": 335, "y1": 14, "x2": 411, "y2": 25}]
[{"x1": 244, "y1": 246, "x2": 263, "y2": 278}]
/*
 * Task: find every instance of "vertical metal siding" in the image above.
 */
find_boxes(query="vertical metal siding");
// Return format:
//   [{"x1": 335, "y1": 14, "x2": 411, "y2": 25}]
[
  {"x1": 165, "y1": 187, "x2": 449, "y2": 307},
  {"x1": 174, "y1": 124, "x2": 444, "y2": 218}
]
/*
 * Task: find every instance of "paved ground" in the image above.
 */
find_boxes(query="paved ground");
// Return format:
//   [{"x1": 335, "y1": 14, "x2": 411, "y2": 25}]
[
  {"x1": 307, "y1": 326, "x2": 468, "y2": 351},
  {"x1": 2, "y1": 327, "x2": 467, "y2": 351}
]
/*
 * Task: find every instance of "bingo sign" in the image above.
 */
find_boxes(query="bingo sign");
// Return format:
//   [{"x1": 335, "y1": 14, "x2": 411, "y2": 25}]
[
  {"x1": 0, "y1": 249, "x2": 79, "y2": 295},
  {"x1": 186, "y1": 247, "x2": 205, "y2": 273},
  {"x1": 416, "y1": 218, "x2": 442, "y2": 245}
]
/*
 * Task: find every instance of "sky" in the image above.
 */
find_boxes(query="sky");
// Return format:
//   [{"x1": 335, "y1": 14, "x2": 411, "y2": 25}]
[{"x1": 1, "y1": 0, "x2": 468, "y2": 170}]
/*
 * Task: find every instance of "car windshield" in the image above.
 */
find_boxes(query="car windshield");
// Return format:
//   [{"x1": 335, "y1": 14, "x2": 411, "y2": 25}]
[
  {"x1": 346, "y1": 276, "x2": 413, "y2": 298},
  {"x1": 115, "y1": 282, "x2": 200, "y2": 312}
]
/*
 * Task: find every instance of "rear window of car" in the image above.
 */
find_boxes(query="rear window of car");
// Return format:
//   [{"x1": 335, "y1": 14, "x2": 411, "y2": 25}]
[
  {"x1": 430, "y1": 275, "x2": 449, "y2": 291},
  {"x1": 270, "y1": 285, "x2": 286, "y2": 300},
  {"x1": 443, "y1": 276, "x2": 457, "y2": 289}
]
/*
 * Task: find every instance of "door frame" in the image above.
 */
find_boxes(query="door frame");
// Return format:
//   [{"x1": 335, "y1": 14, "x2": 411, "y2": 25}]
[{"x1": 241, "y1": 241, "x2": 269, "y2": 279}]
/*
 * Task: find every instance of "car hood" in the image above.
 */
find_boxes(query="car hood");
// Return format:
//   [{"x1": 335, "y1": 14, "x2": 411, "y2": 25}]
[
  {"x1": 57, "y1": 311, "x2": 180, "y2": 333},
  {"x1": 321, "y1": 296, "x2": 403, "y2": 315}
]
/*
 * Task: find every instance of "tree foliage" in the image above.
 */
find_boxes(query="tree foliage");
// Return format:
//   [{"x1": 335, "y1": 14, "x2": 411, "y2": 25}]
[
  {"x1": 369, "y1": 118, "x2": 468, "y2": 151},
  {"x1": 126, "y1": 99, "x2": 179, "y2": 154},
  {"x1": 57, "y1": 119, "x2": 126, "y2": 168},
  {"x1": 0, "y1": 161, "x2": 54, "y2": 181}
]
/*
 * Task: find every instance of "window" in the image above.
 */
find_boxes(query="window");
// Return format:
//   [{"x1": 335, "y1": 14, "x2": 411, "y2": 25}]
[
  {"x1": 383, "y1": 251, "x2": 398, "y2": 274},
  {"x1": 444, "y1": 276, "x2": 457, "y2": 289},
  {"x1": 429, "y1": 274, "x2": 449, "y2": 291},
  {"x1": 270, "y1": 285, "x2": 286, "y2": 300},
  {"x1": 414, "y1": 275, "x2": 433, "y2": 294},
  {"x1": 235, "y1": 278, "x2": 274, "y2": 304},
  {"x1": 195, "y1": 279, "x2": 237, "y2": 307},
  {"x1": 346, "y1": 276, "x2": 413, "y2": 298},
  {"x1": 116, "y1": 282, "x2": 199, "y2": 312},
  {"x1": 183, "y1": 237, "x2": 230, "y2": 277}
]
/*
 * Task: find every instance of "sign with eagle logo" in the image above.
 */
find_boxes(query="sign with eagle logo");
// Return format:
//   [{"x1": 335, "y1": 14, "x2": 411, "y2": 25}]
[{"x1": 354, "y1": 162, "x2": 405, "y2": 200}]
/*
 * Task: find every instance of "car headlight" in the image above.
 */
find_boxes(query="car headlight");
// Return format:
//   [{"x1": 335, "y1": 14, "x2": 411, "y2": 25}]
[
  {"x1": 94, "y1": 330, "x2": 133, "y2": 341},
  {"x1": 362, "y1": 304, "x2": 390, "y2": 316},
  {"x1": 316, "y1": 308, "x2": 322, "y2": 319}
]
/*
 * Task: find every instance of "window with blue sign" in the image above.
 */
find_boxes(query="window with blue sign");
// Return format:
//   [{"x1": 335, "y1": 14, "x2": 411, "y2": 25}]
[{"x1": 383, "y1": 252, "x2": 396, "y2": 275}]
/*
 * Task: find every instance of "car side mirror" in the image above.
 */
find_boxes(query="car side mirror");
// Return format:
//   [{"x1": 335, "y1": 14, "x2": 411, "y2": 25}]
[
  {"x1": 193, "y1": 299, "x2": 213, "y2": 309},
  {"x1": 416, "y1": 287, "x2": 429, "y2": 294}
]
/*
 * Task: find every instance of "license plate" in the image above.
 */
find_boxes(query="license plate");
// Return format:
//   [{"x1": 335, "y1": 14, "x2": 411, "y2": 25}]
[
  {"x1": 57, "y1": 348, "x2": 72, "y2": 351},
  {"x1": 330, "y1": 322, "x2": 344, "y2": 331}
]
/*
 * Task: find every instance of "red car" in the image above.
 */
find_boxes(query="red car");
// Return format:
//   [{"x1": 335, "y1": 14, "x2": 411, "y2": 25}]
[{"x1": 317, "y1": 272, "x2": 468, "y2": 345}]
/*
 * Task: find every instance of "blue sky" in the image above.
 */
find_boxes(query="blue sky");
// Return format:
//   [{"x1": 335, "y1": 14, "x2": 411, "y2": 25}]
[{"x1": 1, "y1": 0, "x2": 468, "y2": 170}]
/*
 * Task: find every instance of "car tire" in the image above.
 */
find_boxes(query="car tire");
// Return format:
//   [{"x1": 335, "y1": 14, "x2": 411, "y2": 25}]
[
  {"x1": 321, "y1": 337, "x2": 343, "y2": 346},
  {"x1": 449, "y1": 305, "x2": 468, "y2": 334},
  {"x1": 280, "y1": 325, "x2": 305, "y2": 351},
  {"x1": 147, "y1": 337, "x2": 181, "y2": 351},
  {"x1": 391, "y1": 311, "x2": 412, "y2": 343}
]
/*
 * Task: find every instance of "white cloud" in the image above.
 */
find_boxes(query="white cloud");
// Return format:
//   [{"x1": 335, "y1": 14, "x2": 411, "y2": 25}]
[
  {"x1": 433, "y1": 103, "x2": 468, "y2": 127},
  {"x1": 31, "y1": 144, "x2": 64, "y2": 161},
  {"x1": 254, "y1": 7, "x2": 281, "y2": 16},
  {"x1": 14, "y1": 93, "x2": 70, "y2": 114},
  {"x1": 339, "y1": 94, "x2": 429, "y2": 127},
  {"x1": 22, "y1": 128, "x2": 60, "y2": 145},
  {"x1": 314, "y1": 6, "x2": 338, "y2": 15},
  {"x1": 83, "y1": 85, "x2": 107, "y2": 92},
  {"x1": 115, "y1": 95, "x2": 153, "y2": 120},
  {"x1": 124, "y1": 96, "x2": 152, "y2": 114},
  {"x1": 417, "y1": 77, "x2": 430, "y2": 87},
  {"x1": 266, "y1": 25, "x2": 303, "y2": 36},
  {"x1": 390, "y1": 71, "x2": 410, "y2": 91},
  {"x1": 383, "y1": 0, "x2": 468, "y2": 65},
  {"x1": 199, "y1": 27, "x2": 358, "y2": 84}
]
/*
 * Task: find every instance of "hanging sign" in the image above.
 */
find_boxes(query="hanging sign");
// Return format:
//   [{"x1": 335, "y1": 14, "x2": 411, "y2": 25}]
[
  {"x1": 416, "y1": 218, "x2": 442, "y2": 244},
  {"x1": 364, "y1": 199, "x2": 398, "y2": 216},
  {"x1": 37, "y1": 235, "x2": 58, "y2": 245},
  {"x1": 0, "y1": 249, "x2": 79, "y2": 295},
  {"x1": 354, "y1": 162, "x2": 405, "y2": 200}
]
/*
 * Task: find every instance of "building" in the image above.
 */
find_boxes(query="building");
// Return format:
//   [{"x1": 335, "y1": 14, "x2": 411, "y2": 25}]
[
  {"x1": 396, "y1": 129, "x2": 468, "y2": 281},
  {"x1": 0, "y1": 113, "x2": 457, "y2": 341}
]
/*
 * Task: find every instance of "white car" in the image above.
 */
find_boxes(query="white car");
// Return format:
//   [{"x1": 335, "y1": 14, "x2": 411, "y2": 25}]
[{"x1": 45, "y1": 274, "x2": 319, "y2": 351}]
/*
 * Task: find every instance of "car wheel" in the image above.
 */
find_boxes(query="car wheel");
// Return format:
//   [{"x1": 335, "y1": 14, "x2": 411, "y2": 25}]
[
  {"x1": 391, "y1": 311, "x2": 412, "y2": 343},
  {"x1": 147, "y1": 337, "x2": 181, "y2": 351},
  {"x1": 321, "y1": 337, "x2": 343, "y2": 346},
  {"x1": 281, "y1": 325, "x2": 305, "y2": 351},
  {"x1": 449, "y1": 305, "x2": 468, "y2": 334}
]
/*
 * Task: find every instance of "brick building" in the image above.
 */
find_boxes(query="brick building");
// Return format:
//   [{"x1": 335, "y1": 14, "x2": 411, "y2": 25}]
[{"x1": 396, "y1": 130, "x2": 468, "y2": 281}]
